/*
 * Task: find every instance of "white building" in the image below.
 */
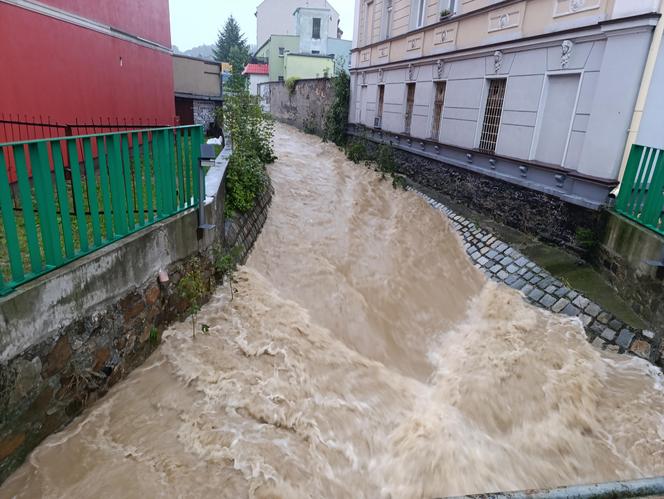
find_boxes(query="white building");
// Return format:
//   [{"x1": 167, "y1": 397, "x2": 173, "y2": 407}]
[{"x1": 255, "y1": 0, "x2": 341, "y2": 49}]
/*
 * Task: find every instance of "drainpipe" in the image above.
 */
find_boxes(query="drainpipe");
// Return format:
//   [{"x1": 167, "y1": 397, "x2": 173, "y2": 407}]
[
  {"x1": 443, "y1": 476, "x2": 664, "y2": 499},
  {"x1": 614, "y1": 0, "x2": 664, "y2": 195}
]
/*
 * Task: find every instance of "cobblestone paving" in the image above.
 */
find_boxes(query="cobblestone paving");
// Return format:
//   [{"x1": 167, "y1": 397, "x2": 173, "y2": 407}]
[{"x1": 412, "y1": 189, "x2": 660, "y2": 364}]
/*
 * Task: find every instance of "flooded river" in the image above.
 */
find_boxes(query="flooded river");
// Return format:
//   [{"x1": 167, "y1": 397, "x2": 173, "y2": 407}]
[{"x1": 3, "y1": 124, "x2": 664, "y2": 498}]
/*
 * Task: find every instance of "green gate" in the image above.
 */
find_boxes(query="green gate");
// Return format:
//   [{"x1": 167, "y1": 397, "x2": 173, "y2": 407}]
[
  {"x1": 0, "y1": 125, "x2": 203, "y2": 295},
  {"x1": 615, "y1": 144, "x2": 664, "y2": 236}
]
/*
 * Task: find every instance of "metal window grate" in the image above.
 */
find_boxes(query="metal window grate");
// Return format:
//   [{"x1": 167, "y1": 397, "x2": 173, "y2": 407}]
[
  {"x1": 431, "y1": 81, "x2": 446, "y2": 139},
  {"x1": 404, "y1": 83, "x2": 416, "y2": 135},
  {"x1": 479, "y1": 79, "x2": 506, "y2": 154}
]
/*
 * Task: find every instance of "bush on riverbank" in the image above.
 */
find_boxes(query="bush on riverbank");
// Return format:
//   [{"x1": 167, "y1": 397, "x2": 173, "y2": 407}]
[
  {"x1": 221, "y1": 76, "x2": 276, "y2": 215},
  {"x1": 345, "y1": 137, "x2": 406, "y2": 189},
  {"x1": 323, "y1": 69, "x2": 350, "y2": 147}
]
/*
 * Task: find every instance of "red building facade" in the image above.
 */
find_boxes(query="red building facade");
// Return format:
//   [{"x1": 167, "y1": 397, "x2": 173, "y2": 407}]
[{"x1": 0, "y1": 0, "x2": 176, "y2": 142}]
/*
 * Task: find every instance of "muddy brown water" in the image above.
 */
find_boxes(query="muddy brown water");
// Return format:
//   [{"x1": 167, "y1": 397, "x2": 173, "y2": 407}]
[{"x1": 3, "y1": 124, "x2": 664, "y2": 498}]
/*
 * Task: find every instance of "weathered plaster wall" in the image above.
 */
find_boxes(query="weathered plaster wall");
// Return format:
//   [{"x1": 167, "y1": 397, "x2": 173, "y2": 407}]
[{"x1": 260, "y1": 78, "x2": 335, "y2": 136}]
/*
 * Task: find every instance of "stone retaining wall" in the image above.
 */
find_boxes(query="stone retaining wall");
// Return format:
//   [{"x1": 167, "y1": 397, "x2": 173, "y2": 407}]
[
  {"x1": 0, "y1": 158, "x2": 273, "y2": 483},
  {"x1": 412, "y1": 189, "x2": 662, "y2": 366},
  {"x1": 259, "y1": 79, "x2": 334, "y2": 136}
]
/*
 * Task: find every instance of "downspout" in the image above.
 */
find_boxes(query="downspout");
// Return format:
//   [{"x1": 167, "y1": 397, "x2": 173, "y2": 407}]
[{"x1": 613, "y1": 0, "x2": 664, "y2": 195}]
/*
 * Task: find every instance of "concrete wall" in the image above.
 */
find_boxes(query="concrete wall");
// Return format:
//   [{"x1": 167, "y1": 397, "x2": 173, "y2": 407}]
[
  {"x1": 296, "y1": 7, "x2": 330, "y2": 54},
  {"x1": 260, "y1": 78, "x2": 335, "y2": 135},
  {"x1": 595, "y1": 212, "x2": 664, "y2": 331},
  {"x1": 172, "y1": 55, "x2": 222, "y2": 97},
  {"x1": 0, "y1": 146, "x2": 273, "y2": 482},
  {"x1": 256, "y1": 0, "x2": 340, "y2": 48},
  {"x1": 284, "y1": 54, "x2": 335, "y2": 80},
  {"x1": 249, "y1": 74, "x2": 269, "y2": 95},
  {"x1": 256, "y1": 35, "x2": 300, "y2": 82}
]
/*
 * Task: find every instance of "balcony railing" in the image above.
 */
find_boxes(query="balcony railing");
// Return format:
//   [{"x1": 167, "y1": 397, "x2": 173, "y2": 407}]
[
  {"x1": 615, "y1": 144, "x2": 664, "y2": 236},
  {"x1": 0, "y1": 125, "x2": 203, "y2": 295}
]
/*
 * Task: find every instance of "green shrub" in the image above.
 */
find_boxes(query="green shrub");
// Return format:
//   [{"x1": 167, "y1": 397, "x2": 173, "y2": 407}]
[
  {"x1": 177, "y1": 259, "x2": 207, "y2": 337},
  {"x1": 220, "y1": 75, "x2": 276, "y2": 215},
  {"x1": 323, "y1": 69, "x2": 350, "y2": 146},
  {"x1": 345, "y1": 139, "x2": 369, "y2": 163},
  {"x1": 285, "y1": 77, "x2": 299, "y2": 95}
]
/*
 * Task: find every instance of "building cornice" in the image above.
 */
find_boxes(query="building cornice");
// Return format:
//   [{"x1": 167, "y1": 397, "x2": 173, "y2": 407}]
[
  {"x1": 0, "y1": 0, "x2": 173, "y2": 54},
  {"x1": 350, "y1": 13, "x2": 660, "y2": 73}
]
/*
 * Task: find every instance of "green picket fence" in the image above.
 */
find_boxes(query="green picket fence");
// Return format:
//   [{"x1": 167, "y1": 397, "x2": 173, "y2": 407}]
[
  {"x1": 0, "y1": 125, "x2": 203, "y2": 295},
  {"x1": 616, "y1": 145, "x2": 664, "y2": 237}
]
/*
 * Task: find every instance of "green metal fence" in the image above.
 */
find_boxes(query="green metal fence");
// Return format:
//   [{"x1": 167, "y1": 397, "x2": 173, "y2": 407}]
[
  {"x1": 0, "y1": 125, "x2": 203, "y2": 295},
  {"x1": 616, "y1": 144, "x2": 664, "y2": 237}
]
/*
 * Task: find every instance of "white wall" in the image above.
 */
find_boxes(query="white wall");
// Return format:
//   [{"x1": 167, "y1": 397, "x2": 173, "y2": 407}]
[{"x1": 256, "y1": 0, "x2": 340, "y2": 48}]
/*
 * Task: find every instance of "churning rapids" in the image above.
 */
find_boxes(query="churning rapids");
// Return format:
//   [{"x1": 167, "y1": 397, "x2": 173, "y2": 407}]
[{"x1": 3, "y1": 124, "x2": 664, "y2": 498}]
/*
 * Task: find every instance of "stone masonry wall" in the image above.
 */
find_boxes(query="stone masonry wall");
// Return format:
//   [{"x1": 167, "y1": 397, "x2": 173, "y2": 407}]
[
  {"x1": 0, "y1": 180, "x2": 272, "y2": 484},
  {"x1": 388, "y1": 146, "x2": 606, "y2": 253},
  {"x1": 260, "y1": 79, "x2": 335, "y2": 136}
]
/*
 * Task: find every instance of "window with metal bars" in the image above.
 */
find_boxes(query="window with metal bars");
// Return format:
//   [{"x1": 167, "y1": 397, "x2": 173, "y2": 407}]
[
  {"x1": 479, "y1": 79, "x2": 506, "y2": 154},
  {"x1": 431, "y1": 81, "x2": 446, "y2": 139},
  {"x1": 312, "y1": 18, "x2": 321, "y2": 39},
  {"x1": 404, "y1": 83, "x2": 416, "y2": 135}
]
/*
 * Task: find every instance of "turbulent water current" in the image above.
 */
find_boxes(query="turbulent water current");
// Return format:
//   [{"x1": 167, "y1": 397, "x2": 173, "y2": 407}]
[{"x1": 3, "y1": 124, "x2": 664, "y2": 498}]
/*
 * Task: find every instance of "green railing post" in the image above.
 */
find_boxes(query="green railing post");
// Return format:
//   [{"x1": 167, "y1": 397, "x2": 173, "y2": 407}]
[
  {"x1": 52, "y1": 141, "x2": 75, "y2": 258},
  {"x1": 106, "y1": 134, "x2": 129, "y2": 236},
  {"x1": 96, "y1": 137, "x2": 114, "y2": 242},
  {"x1": 14, "y1": 145, "x2": 43, "y2": 272},
  {"x1": 191, "y1": 126, "x2": 202, "y2": 205},
  {"x1": 0, "y1": 148, "x2": 24, "y2": 281},
  {"x1": 66, "y1": 139, "x2": 89, "y2": 253}
]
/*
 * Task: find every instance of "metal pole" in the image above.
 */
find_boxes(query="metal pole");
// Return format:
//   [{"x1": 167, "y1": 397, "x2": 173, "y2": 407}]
[{"x1": 442, "y1": 476, "x2": 664, "y2": 499}]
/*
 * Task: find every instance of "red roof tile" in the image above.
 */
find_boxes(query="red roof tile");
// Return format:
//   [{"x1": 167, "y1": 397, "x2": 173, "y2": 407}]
[{"x1": 243, "y1": 63, "x2": 269, "y2": 75}]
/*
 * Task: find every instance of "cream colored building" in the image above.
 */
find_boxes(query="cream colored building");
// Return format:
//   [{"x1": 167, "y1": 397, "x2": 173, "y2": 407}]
[
  {"x1": 256, "y1": 0, "x2": 342, "y2": 49},
  {"x1": 349, "y1": 0, "x2": 662, "y2": 209}
]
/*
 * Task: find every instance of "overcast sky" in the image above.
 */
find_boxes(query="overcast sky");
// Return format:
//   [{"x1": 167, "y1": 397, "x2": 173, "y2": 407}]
[{"x1": 169, "y1": 0, "x2": 356, "y2": 50}]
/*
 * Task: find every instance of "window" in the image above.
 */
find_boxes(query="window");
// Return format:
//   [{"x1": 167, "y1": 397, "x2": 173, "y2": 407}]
[
  {"x1": 431, "y1": 81, "x2": 446, "y2": 139},
  {"x1": 416, "y1": 0, "x2": 426, "y2": 28},
  {"x1": 479, "y1": 79, "x2": 507, "y2": 153},
  {"x1": 364, "y1": 1, "x2": 374, "y2": 45},
  {"x1": 440, "y1": 0, "x2": 456, "y2": 16},
  {"x1": 312, "y1": 50, "x2": 320, "y2": 54},
  {"x1": 278, "y1": 76, "x2": 284, "y2": 82},
  {"x1": 383, "y1": 0, "x2": 393, "y2": 39},
  {"x1": 278, "y1": 47, "x2": 285, "y2": 56},
  {"x1": 375, "y1": 85, "x2": 385, "y2": 128},
  {"x1": 312, "y1": 17, "x2": 321, "y2": 39},
  {"x1": 405, "y1": 83, "x2": 416, "y2": 135}
]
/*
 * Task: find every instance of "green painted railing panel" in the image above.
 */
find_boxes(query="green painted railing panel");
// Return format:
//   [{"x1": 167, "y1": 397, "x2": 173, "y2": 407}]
[
  {"x1": 0, "y1": 125, "x2": 202, "y2": 294},
  {"x1": 616, "y1": 144, "x2": 664, "y2": 236},
  {"x1": 52, "y1": 142, "x2": 75, "y2": 258}
]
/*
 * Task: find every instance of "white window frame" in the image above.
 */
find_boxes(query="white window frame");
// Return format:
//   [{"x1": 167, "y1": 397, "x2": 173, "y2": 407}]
[{"x1": 416, "y1": 0, "x2": 426, "y2": 28}]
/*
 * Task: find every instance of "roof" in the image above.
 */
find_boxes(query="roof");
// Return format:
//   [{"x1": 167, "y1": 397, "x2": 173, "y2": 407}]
[
  {"x1": 172, "y1": 53, "x2": 220, "y2": 66},
  {"x1": 243, "y1": 63, "x2": 269, "y2": 75}
]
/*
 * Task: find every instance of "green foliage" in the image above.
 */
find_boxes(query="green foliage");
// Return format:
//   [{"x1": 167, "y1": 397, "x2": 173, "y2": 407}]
[
  {"x1": 575, "y1": 227, "x2": 599, "y2": 252},
  {"x1": 345, "y1": 139, "x2": 370, "y2": 163},
  {"x1": 285, "y1": 77, "x2": 299, "y2": 95},
  {"x1": 323, "y1": 69, "x2": 350, "y2": 146},
  {"x1": 227, "y1": 46, "x2": 250, "y2": 93},
  {"x1": 213, "y1": 16, "x2": 249, "y2": 63},
  {"x1": 177, "y1": 259, "x2": 207, "y2": 338},
  {"x1": 221, "y1": 80, "x2": 276, "y2": 215},
  {"x1": 149, "y1": 327, "x2": 159, "y2": 346},
  {"x1": 214, "y1": 245, "x2": 243, "y2": 299}
]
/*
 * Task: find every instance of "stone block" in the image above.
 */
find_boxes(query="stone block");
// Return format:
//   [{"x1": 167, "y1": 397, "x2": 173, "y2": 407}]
[
  {"x1": 144, "y1": 284, "x2": 161, "y2": 306},
  {"x1": 511, "y1": 278, "x2": 527, "y2": 290},
  {"x1": 643, "y1": 330, "x2": 656, "y2": 340},
  {"x1": 601, "y1": 328, "x2": 617, "y2": 341},
  {"x1": 616, "y1": 329, "x2": 635, "y2": 350},
  {"x1": 630, "y1": 340, "x2": 651, "y2": 359},
  {"x1": 572, "y1": 296, "x2": 590, "y2": 309},
  {"x1": 528, "y1": 288, "x2": 545, "y2": 302},
  {"x1": 506, "y1": 264, "x2": 519, "y2": 274},
  {"x1": 515, "y1": 257, "x2": 529, "y2": 267},
  {"x1": 555, "y1": 286, "x2": 570, "y2": 297},
  {"x1": 579, "y1": 314, "x2": 593, "y2": 327},
  {"x1": 539, "y1": 294, "x2": 557, "y2": 308},
  {"x1": 584, "y1": 302, "x2": 601, "y2": 317},
  {"x1": 477, "y1": 256, "x2": 489, "y2": 266},
  {"x1": 521, "y1": 284, "x2": 534, "y2": 296},
  {"x1": 120, "y1": 292, "x2": 145, "y2": 322},
  {"x1": 497, "y1": 270, "x2": 509, "y2": 280},
  {"x1": 42, "y1": 336, "x2": 72, "y2": 377},
  {"x1": 562, "y1": 303, "x2": 580, "y2": 317},
  {"x1": 597, "y1": 312, "x2": 611, "y2": 325},
  {"x1": 552, "y1": 298, "x2": 570, "y2": 314}
]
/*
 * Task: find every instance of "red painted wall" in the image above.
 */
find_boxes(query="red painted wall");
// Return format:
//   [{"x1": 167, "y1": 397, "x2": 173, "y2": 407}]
[{"x1": 0, "y1": 1, "x2": 175, "y2": 143}]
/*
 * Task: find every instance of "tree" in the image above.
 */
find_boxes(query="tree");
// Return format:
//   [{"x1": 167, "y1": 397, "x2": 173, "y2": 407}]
[
  {"x1": 213, "y1": 16, "x2": 250, "y2": 63},
  {"x1": 227, "y1": 45, "x2": 250, "y2": 93}
]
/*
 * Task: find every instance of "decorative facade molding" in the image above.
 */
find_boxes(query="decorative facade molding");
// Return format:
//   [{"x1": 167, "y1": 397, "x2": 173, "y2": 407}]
[
  {"x1": 494, "y1": 50, "x2": 504, "y2": 73},
  {"x1": 561, "y1": 39, "x2": 574, "y2": 68}
]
